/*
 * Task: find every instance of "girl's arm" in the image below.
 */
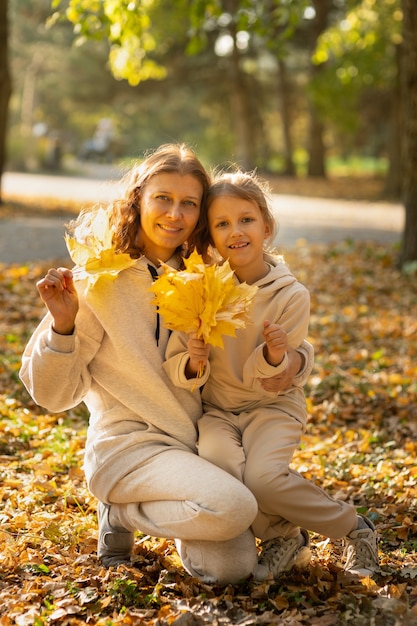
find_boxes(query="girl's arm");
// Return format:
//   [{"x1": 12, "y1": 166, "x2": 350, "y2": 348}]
[
  {"x1": 184, "y1": 334, "x2": 211, "y2": 379},
  {"x1": 243, "y1": 284, "x2": 312, "y2": 390},
  {"x1": 164, "y1": 331, "x2": 211, "y2": 391}
]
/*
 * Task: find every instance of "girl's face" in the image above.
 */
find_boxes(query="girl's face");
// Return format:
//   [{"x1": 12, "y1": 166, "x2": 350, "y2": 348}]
[
  {"x1": 137, "y1": 172, "x2": 203, "y2": 264},
  {"x1": 208, "y1": 195, "x2": 271, "y2": 284}
]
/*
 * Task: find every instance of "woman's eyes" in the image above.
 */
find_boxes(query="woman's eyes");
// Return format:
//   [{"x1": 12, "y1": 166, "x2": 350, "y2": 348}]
[{"x1": 156, "y1": 195, "x2": 197, "y2": 207}]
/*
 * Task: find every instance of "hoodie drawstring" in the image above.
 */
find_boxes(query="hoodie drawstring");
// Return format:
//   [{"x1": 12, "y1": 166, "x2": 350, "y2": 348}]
[{"x1": 147, "y1": 264, "x2": 160, "y2": 346}]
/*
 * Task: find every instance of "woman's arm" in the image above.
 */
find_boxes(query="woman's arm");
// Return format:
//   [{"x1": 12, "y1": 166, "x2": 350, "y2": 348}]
[{"x1": 20, "y1": 268, "x2": 102, "y2": 411}]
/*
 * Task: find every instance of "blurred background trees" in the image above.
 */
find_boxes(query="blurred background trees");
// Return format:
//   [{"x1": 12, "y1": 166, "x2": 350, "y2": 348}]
[
  {"x1": 4, "y1": 0, "x2": 401, "y2": 176},
  {"x1": 1, "y1": 0, "x2": 416, "y2": 265}
]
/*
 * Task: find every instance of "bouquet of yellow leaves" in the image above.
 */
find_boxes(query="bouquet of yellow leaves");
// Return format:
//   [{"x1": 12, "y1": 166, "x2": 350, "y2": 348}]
[
  {"x1": 150, "y1": 250, "x2": 258, "y2": 349},
  {"x1": 65, "y1": 207, "x2": 137, "y2": 292}
]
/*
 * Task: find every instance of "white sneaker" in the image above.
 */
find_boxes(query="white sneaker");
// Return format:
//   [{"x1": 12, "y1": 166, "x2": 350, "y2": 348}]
[
  {"x1": 344, "y1": 515, "x2": 379, "y2": 577},
  {"x1": 254, "y1": 529, "x2": 311, "y2": 582}
]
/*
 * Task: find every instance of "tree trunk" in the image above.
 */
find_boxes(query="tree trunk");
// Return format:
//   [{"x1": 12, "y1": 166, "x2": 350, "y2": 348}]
[
  {"x1": 400, "y1": 0, "x2": 417, "y2": 267},
  {"x1": 227, "y1": 29, "x2": 256, "y2": 170},
  {"x1": 385, "y1": 90, "x2": 402, "y2": 198},
  {"x1": 307, "y1": 108, "x2": 326, "y2": 177},
  {"x1": 384, "y1": 44, "x2": 402, "y2": 198},
  {"x1": 306, "y1": 0, "x2": 333, "y2": 178},
  {"x1": 277, "y1": 58, "x2": 296, "y2": 176},
  {"x1": 0, "y1": 0, "x2": 12, "y2": 204}
]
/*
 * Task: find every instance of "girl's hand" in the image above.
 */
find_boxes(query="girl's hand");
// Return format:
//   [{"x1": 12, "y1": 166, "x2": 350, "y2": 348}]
[
  {"x1": 185, "y1": 333, "x2": 211, "y2": 378},
  {"x1": 262, "y1": 320, "x2": 288, "y2": 366},
  {"x1": 36, "y1": 268, "x2": 79, "y2": 335}
]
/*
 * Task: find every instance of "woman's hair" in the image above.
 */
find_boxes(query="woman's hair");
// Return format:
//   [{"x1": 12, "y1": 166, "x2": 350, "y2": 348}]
[
  {"x1": 68, "y1": 143, "x2": 211, "y2": 259},
  {"x1": 196, "y1": 169, "x2": 277, "y2": 260}
]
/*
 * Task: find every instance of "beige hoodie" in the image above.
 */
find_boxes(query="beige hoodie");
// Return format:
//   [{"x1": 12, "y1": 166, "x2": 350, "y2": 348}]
[
  {"x1": 164, "y1": 254, "x2": 312, "y2": 418},
  {"x1": 20, "y1": 256, "x2": 202, "y2": 502}
]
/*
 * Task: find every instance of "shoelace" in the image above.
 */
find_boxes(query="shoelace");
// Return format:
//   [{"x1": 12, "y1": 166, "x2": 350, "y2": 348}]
[
  {"x1": 344, "y1": 538, "x2": 377, "y2": 570},
  {"x1": 258, "y1": 537, "x2": 299, "y2": 566}
]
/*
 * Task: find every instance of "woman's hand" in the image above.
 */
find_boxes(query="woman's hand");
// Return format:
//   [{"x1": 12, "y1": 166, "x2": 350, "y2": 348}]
[
  {"x1": 36, "y1": 268, "x2": 79, "y2": 335},
  {"x1": 259, "y1": 348, "x2": 302, "y2": 393}
]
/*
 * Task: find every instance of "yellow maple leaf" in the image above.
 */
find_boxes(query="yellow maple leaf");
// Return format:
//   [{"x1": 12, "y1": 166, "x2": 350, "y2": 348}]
[
  {"x1": 65, "y1": 207, "x2": 137, "y2": 292},
  {"x1": 150, "y1": 250, "x2": 258, "y2": 349}
]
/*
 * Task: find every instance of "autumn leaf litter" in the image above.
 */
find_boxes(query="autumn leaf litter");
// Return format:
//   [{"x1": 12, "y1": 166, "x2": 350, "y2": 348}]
[{"x1": 0, "y1": 239, "x2": 416, "y2": 625}]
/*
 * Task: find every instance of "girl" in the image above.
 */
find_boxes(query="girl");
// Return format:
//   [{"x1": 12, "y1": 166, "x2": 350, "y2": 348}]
[{"x1": 164, "y1": 169, "x2": 379, "y2": 581}]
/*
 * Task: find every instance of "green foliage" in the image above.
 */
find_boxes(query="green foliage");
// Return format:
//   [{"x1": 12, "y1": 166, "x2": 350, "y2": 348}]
[
  {"x1": 51, "y1": 1, "x2": 309, "y2": 84},
  {"x1": 309, "y1": 0, "x2": 402, "y2": 133},
  {"x1": 7, "y1": 0, "x2": 407, "y2": 178},
  {"x1": 108, "y1": 578, "x2": 142, "y2": 606},
  {"x1": 186, "y1": 0, "x2": 308, "y2": 57},
  {"x1": 9, "y1": 0, "x2": 233, "y2": 165},
  {"x1": 51, "y1": 0, "x2": 189, "y2": 85},
  {"x1": 8, "y1": 0, "x2": 125, "y2": 163}
]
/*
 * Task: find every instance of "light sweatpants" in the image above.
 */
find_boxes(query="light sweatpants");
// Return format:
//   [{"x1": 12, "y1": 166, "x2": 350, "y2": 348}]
[
  {"x1": 106, "y1": 447, "x2": 258, "y2": 584},
  {"x1": 197, "y1": 404, "x2": 358, "y2": 541}
]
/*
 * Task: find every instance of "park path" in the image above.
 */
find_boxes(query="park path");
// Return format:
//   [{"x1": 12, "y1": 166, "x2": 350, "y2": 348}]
[{"x1": 1, "y1": 170, "x2": 404, "y2": 264}]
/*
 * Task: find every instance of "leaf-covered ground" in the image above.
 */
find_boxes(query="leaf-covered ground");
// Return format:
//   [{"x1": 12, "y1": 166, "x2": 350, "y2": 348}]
[{"x1": 0, "y1": 204, "x2": 416, "y2": 624}]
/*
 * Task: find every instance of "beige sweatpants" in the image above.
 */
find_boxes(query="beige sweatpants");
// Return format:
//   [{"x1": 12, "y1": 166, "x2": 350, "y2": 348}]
[
  {"x1": 197, "y1": 402, "x2": 358, "y2": 542},
  {"x1": 106, "y1": 447, "x2": 258, "y2": 584}
]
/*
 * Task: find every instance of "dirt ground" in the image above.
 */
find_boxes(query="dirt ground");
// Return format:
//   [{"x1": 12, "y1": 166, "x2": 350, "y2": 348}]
[
  {"x1": 0, "y1": 173, "x2": 403, "y2": 264},
  {"x1": 1, "y1": 174, "x2": 394, "y2": 219},
  {"x1": 267, "y1": 174, "x2": 391, "y2": 201}
]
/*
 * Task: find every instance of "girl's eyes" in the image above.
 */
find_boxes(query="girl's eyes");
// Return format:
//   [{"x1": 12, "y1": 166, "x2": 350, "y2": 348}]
[{"x1": 214, "y1": 217, "x2": 254, "y2": 228}]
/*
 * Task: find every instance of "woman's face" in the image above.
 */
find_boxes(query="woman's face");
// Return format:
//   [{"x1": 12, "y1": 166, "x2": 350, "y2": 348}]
[{"x1": 137, "y1": 172, "x2": 203, "y2": 264}]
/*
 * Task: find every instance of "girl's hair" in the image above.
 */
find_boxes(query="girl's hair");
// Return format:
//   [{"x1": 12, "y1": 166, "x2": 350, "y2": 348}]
[
  {"x1": 196, "y1": 169, "x2": 277, "y2": 260},
  {"x1": 68, "y1": 143, "x2": 211, "y2": 259}
]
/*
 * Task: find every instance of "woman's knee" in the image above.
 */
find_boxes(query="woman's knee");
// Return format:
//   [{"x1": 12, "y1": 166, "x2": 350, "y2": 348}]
[
  {"x1": 177, "y1": 530, "x2": 258, "y2": 585},
  {"x1": 219, "y1": 482, "x2": 258, "y2": 536},
  {"x1": 199, "y1": 468, "x2": 258, "y2": 536}
]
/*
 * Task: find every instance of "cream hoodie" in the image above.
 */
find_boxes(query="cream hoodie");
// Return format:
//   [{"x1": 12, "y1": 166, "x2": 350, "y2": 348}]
[
  {"x1": 164, "y1": 254, "x2": 313, "y2": 417},
  {"x1": 20, "y1": 257, "x2": 202, "y2": 502}
]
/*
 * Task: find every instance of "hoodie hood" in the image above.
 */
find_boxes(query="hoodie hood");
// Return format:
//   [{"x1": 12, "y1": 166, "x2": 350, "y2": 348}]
[{"x1": 253, "y1": 252, "x2": 297, "y2": 294}]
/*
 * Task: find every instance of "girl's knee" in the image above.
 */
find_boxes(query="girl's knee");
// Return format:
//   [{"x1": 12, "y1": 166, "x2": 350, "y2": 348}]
[{"x1": 244, "y1": 464, "x2": 289, "y2": 502}]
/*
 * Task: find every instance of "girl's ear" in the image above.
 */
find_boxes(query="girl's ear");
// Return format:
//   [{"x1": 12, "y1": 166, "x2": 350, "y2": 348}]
[{"x1": 264, "y1": 223, "x2": 272, "y2": 240}]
